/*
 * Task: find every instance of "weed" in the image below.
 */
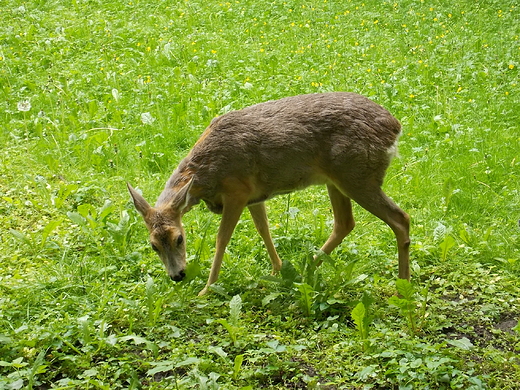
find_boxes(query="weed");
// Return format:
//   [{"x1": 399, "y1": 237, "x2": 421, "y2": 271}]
[
  {"x1": 351, "y1": 292, "x2": 375, "y2": 351},
  {"x1": 388, "y1": 279, "x2": 428, "y2": 336},
  {"x1": 217, "y1": 295, "x2": 244, "y2": 348}
]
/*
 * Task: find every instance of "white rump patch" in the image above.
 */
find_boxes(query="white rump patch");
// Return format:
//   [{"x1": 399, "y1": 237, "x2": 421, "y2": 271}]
[{"x1": 387, "y1": 138, "x2": 400, "y2": 160}]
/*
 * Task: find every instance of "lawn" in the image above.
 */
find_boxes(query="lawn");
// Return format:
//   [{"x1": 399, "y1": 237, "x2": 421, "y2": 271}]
[{"x1": 1, "y1": 0, "x2": 519, "y2": 388}]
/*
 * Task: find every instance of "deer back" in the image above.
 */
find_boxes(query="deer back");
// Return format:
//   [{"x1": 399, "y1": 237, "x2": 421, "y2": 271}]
[{"x1": 161, "y1": 92, "x2": 401, "y2": 211}]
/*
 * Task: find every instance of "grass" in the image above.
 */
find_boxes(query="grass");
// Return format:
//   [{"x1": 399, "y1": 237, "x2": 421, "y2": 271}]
[{"x1": 1, "y1": 0, "x2": 519, "y2": 388}]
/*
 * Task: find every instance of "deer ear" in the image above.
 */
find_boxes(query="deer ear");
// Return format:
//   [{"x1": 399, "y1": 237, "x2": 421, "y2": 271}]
[
  {"x1": 127, "y1": 183, "x2": 151, "y2": 217},
  {"x1": 171, "y1": 177, "x2": 195, "y2": 214}
]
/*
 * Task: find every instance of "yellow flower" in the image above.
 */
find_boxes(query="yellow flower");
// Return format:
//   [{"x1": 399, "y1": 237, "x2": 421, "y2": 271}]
[{"x1": 509, "y1": 64, "x2": 515, "y2": 69}]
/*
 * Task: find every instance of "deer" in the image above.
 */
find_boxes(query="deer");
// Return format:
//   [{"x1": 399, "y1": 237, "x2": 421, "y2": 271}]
[{"x1": 128, "y1": 92, "x2": 410, "y2": 296}]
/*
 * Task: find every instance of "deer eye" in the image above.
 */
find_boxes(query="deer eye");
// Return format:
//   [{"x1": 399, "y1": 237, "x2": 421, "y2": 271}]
[
  {"x1": 151, "y1": 243, "x2": 159, "y2": 252},
  {"x1": 176, "y1": 234, "x2": 184, "y2": 246}
]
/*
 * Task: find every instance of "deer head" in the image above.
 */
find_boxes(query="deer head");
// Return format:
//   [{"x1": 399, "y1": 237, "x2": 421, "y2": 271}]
[{"x1": 127, "y1": 180, "x2": 193, "y2": 282}]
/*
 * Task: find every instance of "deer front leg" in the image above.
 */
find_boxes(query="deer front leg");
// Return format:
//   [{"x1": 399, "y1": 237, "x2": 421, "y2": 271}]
[
  {"x1": 198, "y1": 196, "x2": 247, "y2": 296},
  {"x1": 248, "y1": 203, "x2": 282, "y2": 274}
]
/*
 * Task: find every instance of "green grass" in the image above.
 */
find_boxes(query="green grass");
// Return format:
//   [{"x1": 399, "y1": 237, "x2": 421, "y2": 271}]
[{"x1": 1, "y1": 0, "x2": 519, "y2": 388}]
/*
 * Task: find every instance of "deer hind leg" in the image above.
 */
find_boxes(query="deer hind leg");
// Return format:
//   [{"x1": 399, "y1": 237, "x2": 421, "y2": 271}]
[
  {"x1": 248, "y1": 203, "x2": 282, "y2": 274},
  {"x1": 343, "y1": 180, "x2": 410, "y2": 280},
  {"x1": 320, "y1": 184, "x2": 356, "y2": 256},
  {"x1": 198, "y1": 195, "x2": 248, "y2": 296}
]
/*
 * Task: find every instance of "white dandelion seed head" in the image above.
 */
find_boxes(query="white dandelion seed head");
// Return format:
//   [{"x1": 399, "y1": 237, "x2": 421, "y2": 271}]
[
  {"x1": 140, "y1": 112, "x2": 155, "y2": 125},
  {"x1": 17, "y1": 100, "x2": 31, "y2": 112}
]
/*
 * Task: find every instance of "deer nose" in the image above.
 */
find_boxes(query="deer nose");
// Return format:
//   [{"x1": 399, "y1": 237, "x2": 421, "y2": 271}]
[{"x1": 171, "y1": 270, "x2": 186, "y2": 282}]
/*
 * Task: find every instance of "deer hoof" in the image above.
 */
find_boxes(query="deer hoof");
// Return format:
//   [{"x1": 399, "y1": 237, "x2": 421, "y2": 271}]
[{"x1": 198, "y1": 286, "x2": 209, "y2": 296}]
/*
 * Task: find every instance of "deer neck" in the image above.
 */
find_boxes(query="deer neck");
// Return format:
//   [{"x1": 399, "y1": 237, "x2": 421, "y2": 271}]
[{"x1": 155, "y1": 164, "x2": 196, "y2": 208}]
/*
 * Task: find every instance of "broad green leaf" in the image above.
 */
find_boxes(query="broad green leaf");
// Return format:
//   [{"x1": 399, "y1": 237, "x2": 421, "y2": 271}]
[
  {"x1": 147, "y1": 362, "x2": 174, "y2": 376},
  {"x1": 295, "y1": 282, "x2": 314, "y2": 316},
  {"x1": 8, "y1": 379, "x2": 24, "y2": 390},
  {"x1": 9, "y1": 229, "x2": 32, "y2": 247},
  {"x1": 40, "y1": 219, "x2": 61, "y2": 248},
  {"x1": 447, "y1": 337, "x2": 474, "y2": 350},
  {"x1": 388, "y1": 295, "x2": 407, "y2": 309},
  {"x1": 356, "y1": 365, "x2": 377, "y2": 380},
  {"x1": 77, "y1": 203, "x2": 96, "y2": 218},
  {"x1": 67, "y1": 211, "x2": 86, "y2": 226},
  {"x1": 146, "y1": 276, "x2": 155, "y2": 294},
  {"x1": 266, "y1": 340, "x2": 286, "y2": 352},
  {"x1": 513, "y1": 321, "x2": 520, "y2": 334},
  {"x1": 233, "y1": 354, "x2": 244, "y2": 380},
  {"x1": 260, "y1": 275, "x2": 284, "y2": 284},
  {"x1": 175, "y1": 357, "x2": 200, "y2": 367},
  {"x1": 119, "y1": 335, "x2": 151, "y2": 345},
  {"x1": 208, "y1": 345, "x2": 228, "y2": 359},
  {"x1": 209, "y1": 284, "x2": 229, "y2": 298},
  {"x1": 396, "y1": 278, "x2": 415, "y2": 300},
  {"x1": 410, "y1": 358, "x2": 423, "y2": 368},
  {"x1": 280, "y1": 260, "x2": 301, "y2": 286},
  {"x1": 262, "y1": 292, "x2": 282, "y2": 306},
  {"x1": 0, "y1": 357, "x2": 27, "y2": 368},
  {"x1": 229, "y1": 294, "x2": 242, "y2": 326},
  {"x1": 351, "y1": 302, "x2": 366, "y2": 334},
  {"x1": 439, "y1": 235, "x2": 456, "y2": 261},
  {"x1": 216, "y1": 319, "x2": 235, "y2": 342},
  {"x1": 182, "y1": 261, "x2": 201, "y2": 283},
  {"x1": 98, "y1": 199, "x2": 115, "y2": 222}
]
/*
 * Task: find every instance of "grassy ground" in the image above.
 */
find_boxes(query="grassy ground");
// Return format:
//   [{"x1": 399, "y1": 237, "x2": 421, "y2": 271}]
[{"x1": 1, "y1": 0, "x2": 519, "y2": 388}]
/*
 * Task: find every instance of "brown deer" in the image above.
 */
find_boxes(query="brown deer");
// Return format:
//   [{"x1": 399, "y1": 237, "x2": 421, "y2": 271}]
[{"x1": 128, "y1": 92, "x2": 410, "y2": 296}]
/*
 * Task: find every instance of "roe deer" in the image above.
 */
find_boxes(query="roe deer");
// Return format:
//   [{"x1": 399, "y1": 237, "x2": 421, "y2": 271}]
[{"x1": 128, "y1": 92, "x2": 410, "y2": 296}]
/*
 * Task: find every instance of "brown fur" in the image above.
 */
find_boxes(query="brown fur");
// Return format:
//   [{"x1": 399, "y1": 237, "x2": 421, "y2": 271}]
[{"x1": 128, "y1": 92, "x2": 410, "y2": 295}]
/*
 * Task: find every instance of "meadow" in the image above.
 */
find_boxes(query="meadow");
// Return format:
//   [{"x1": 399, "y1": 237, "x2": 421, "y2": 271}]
[{"x1": 1, "y1": 0, "x2": 519, "y2": 388}]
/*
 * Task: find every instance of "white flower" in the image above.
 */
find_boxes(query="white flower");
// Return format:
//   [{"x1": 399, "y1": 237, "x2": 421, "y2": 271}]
[
  {"x1": 17, "y1": 100, "x2": 31, "y2": 112},
  {"x1": 140, "y1": 112, "x2": 155, "y2": 125}
]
